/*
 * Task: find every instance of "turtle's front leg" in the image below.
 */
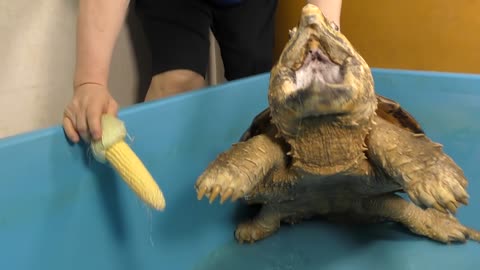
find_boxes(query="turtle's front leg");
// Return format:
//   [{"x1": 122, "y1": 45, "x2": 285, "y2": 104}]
[
  {"x1": 195, "y1": 134, "x2": 287, "y2": 204},
  {"x1": 367, "y1": 117, "x2": 469, "y2": 214}
]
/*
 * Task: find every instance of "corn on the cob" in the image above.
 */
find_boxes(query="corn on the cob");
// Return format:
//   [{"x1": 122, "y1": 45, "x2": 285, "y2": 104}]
[{"x1": 91, "y1": 114, "x2": 166, "y2": 211}]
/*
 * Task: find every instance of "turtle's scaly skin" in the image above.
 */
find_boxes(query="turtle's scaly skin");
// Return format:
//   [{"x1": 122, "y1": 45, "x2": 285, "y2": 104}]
[{"x1": 195, "y1": 4, "x2": 480, "y2": 244}]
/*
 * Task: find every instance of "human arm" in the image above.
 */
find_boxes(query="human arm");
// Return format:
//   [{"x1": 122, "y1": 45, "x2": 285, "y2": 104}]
[
  {"x1": 63, "y1": 0, "x2": 130, "y2": 143},
  {"x1": 307, "y1": 0, "x2": 342, "y2": 28}
]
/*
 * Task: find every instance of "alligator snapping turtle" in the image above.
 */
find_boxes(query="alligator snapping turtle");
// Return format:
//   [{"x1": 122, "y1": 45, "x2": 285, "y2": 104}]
[{"x1": 195, "y1": 4, "x2": 480, "y2": 244}]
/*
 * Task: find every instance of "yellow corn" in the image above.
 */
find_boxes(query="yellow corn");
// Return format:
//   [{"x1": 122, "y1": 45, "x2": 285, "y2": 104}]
[
  {"x1": 105, "y1": 140, "x2": 166, "y2": 211},
  {"x1": 90, "y1": 114, "x2": 166, "y2": 211}
]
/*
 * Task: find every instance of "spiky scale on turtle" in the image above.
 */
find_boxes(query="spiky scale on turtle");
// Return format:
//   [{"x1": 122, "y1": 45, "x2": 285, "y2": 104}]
[{"x1": 195, "y1": 4, "x2": 479, "y2": 244}]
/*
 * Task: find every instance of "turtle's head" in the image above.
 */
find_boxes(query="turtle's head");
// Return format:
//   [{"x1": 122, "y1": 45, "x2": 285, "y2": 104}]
[{"x1": 268, "y1": 4, "x2": 376, "y2": 135}]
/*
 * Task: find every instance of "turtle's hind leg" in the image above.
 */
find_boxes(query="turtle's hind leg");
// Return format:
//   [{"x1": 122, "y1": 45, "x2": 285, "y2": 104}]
[
  {"x1": 355, "y1": 194, "x2": 480, "y2": 243},
  {"x1": 235, "y1": 202, "x2": 311, "y2": 243},
  {"x1": 235, "y1": 196, "x2": 329, "y2": 243},
  {"x1": 195, "y1": 134, "x2": 287, "y2": 204},
  {"x1": 235, "y1": 203, "x2": 284, "y2": 243}
]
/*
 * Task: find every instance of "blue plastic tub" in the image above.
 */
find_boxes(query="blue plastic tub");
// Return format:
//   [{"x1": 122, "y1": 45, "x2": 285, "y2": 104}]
[{"x1": 1, "y1": 68, "x2": 479, "y2": 270}]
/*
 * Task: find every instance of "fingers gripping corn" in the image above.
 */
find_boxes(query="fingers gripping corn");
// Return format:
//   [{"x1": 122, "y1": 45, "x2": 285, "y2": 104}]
[{"x1": 90, "y1": 114, "x2": 165, "y2": 211}]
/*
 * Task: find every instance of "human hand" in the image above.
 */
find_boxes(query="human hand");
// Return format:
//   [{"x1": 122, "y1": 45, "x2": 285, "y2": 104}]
[{"x1": 63, "y1": 83, "x2": 119, "y2": 143}]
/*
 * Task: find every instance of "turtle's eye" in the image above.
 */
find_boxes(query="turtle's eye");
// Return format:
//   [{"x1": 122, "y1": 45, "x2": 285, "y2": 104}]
[{"x1": 329, "y1": 21, "x2": 340, "y2": 32}]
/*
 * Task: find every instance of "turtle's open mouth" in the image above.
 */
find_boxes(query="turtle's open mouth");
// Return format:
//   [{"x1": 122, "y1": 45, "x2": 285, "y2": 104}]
[
  {"x1": 295, "y1": 48, "x2": 343, "y2": 90},
  {"x1": 280, "y1": 42, "x2": 353, "y2": 118}
]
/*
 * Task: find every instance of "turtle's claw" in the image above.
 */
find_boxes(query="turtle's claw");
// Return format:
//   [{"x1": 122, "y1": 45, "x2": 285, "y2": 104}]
[
  {"x1": 197, "y1": 185, "x2": 208, "y2": 200},
  {"x1": 209, "y1": 185, "x2": 221, "y2": 203},
  {"x1": 220, "y1": 188, "x2": 234, "y2": 204}
]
